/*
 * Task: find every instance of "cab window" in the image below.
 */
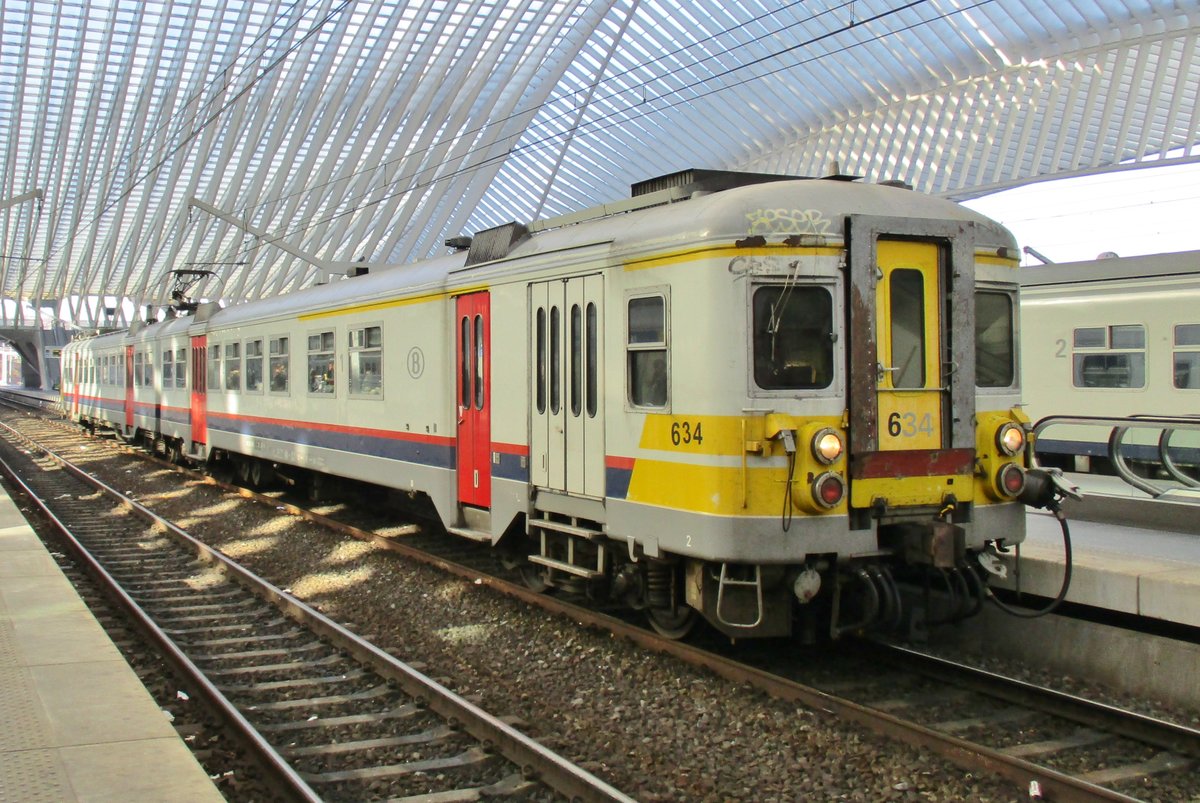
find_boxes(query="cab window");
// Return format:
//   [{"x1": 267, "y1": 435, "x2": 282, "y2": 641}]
[
  {"x1": 752, "y1": 285, "x2": 833, "y2": 390},
  {"x1": 975, "y1": 291, "x2": 1015, "y2": 387}
]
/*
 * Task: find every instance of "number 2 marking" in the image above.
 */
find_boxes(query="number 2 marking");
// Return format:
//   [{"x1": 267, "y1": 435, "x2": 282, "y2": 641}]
[{"x1": 1054, "y1": 338, "x2": 1067, "y2": 358}]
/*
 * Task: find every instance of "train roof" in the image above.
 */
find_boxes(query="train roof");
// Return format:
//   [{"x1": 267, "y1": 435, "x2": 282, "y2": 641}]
[
  {"x1": 71, "y1": 176, "x2": 1015, "y2": 344},
  {"x1": 1019, "y1": 250, "x2": 1200, "y2": 287}
]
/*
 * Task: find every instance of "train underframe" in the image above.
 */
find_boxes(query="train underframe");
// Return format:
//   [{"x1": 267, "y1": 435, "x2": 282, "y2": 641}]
[{"x1": 508, "y1": 514, "x2": 992, "y2": 642}]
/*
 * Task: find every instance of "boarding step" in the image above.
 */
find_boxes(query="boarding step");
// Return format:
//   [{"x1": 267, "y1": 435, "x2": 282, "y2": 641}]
[
  {"x1": 528, "y1": 515, "x2": 606, "y2": 540},
  {"x1": 527, "y1": 554, "x2": 604, "y2": 580},
  {"x1": 446, "y1": 525, "x2": 491, "y2": 543}
]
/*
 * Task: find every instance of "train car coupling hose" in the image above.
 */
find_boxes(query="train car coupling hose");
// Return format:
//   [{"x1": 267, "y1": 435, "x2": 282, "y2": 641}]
[{"x1": 986, "y1": 467, "x2": 1081, "y2": 618}]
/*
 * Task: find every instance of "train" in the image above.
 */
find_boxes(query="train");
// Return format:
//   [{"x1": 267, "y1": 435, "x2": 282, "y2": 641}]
[
  {"x1": 1019, "y1": 252, "x2": 1200, "y2": 476},
  {"x1": 61, "y1": 169, "x2": 1058, "y2": 640}
]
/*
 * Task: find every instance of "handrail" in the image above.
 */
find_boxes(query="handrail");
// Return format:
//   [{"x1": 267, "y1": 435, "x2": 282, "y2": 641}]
[{"x1": 1031, "y1": 415, "x2": 1200, "y2": 499}]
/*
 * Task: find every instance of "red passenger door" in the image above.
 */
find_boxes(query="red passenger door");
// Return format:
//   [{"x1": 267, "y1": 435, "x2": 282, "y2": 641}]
[
  {"x1": 190, "y1": 336, "x2": 207, "y2": 447},
  {"x1": 456, "y1": 292, "x2": 491, "y2": 508},
  {"x1": 124, "y1": 345, "x2": 135, "y2": 430},
  {"x1": 70, "y1": 353, "x2": 81, "y2": 418}
]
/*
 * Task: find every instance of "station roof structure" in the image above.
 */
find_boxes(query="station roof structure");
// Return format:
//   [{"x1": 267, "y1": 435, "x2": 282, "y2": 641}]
[{"x1": 1, "y1": 0, "x2": 1198, "y2": 326}]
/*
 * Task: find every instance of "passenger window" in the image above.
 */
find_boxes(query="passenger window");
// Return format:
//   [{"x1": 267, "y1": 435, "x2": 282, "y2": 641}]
[
  {"x1": 308, "y1": 331, "x2": 335, "y2": 394},
  {"x1": 162, "y1": 350, "x2": 173, "y2": 387},
  {"x1": 752, "y1": 285, "x2": 833, "y2": 390},
  {"x1": 975, "y1": 291, "x2": 1015, "y2": 387},
  {"x1": 269, "y1": 337, "x2": 288, "y2": 393},
  {"x1": 550, "y1": 306, "x2": 561, "y2": 414},
  {"x1": 175, "y1": 348, "x2": 187, "y2": 388},
  {"x1": 207, "y1": 345, "x2": 221, "y2": 390},
  {"x1": 1072, "y1": 325, "x2": 1145, "y2": 388},
  {"x1": 570, "y1": 304, "x2": 582, "y2": 417},
  {"x1": 535, "y1": 307, "x2": 546, "y2": 414},
  {"x1": 349, "y1": 325, "x2": 383, "y2": 396},
  {"x1": 628, "y1": 295, "x2": 668, "y2": 408},
  {"x1": 225, "y1": 343, "x2": 241, "y2": 391},
  {"x1": 134, "y1": 352, "x2": 144, "y2": 387},
  {"x1": 586, "y1": 302, "x2": 598, "y2": 418},
  {"x1": 143, "y1": 351, "x2": 153, "y2": 386},
  {"x1": 1174, "y1": 324, "x2": 1200, "y2": 390},
  {"x1": 245, "y1": 339, "x2": 264, "y2": 392}
]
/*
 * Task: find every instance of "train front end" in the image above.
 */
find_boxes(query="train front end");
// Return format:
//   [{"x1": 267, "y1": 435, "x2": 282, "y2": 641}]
[{"x1": 613, "y1": 178, "x2": 1033, "y2": 640}]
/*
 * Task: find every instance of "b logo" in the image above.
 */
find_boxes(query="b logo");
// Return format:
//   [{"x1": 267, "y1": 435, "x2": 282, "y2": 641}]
[{"x1": 407, "y1": 347, "x2": 425, "y2": 378}]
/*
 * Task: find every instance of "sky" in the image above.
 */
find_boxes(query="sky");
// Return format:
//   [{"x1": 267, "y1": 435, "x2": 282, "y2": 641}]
[{"x1": 962, "y1": 160, "x2": 1200, "y2": 266}]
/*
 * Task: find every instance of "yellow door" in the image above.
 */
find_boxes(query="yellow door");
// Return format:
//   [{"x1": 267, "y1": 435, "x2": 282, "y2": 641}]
[{"x1": 875, "y1": 241, "x2": 944, "y2": 452}]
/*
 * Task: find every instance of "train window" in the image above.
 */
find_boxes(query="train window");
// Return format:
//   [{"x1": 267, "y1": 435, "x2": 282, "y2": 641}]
[
  {"x1": 570, "y1": 304, "x2": 582, "y2": 417},
  {"x1": 162, "y1": 350, "x2": 173, "y2": 386},
  {"x1": 308, "y1": 331, "x2": 335, "y2": 394},
  {"x1": 889, "y1": 269, "x2": 926, "y2": 388},
  {"x1": 269, "y1": 337, "x2": 289, "y2": 393},
  {"x1": 225, "y1": 343, "x2": 241, "y2": 391},
  {"x1": 1174, "y1": 324, "x2": 1200, "y2": 389},
  {"x1": 175, "y1": 348, "x2": 187, "y2": 388},
  {"x1": 474, "y1": 315, "x2": 484, "y2": 409},
  {"x1": 975, "y1": 292, "x2": 1014, "y2": 387},
  {"x1": 586, "y1": 302, "x2": 598, "y2": 418},
  {"x1": 144, "y1": 351, "x2": 154, "y2": 386},
  {"x1": 349, "y1": 325, "x2": 383, "y2": 397},
  {"x1": 628, "y1": 295, "x2": 668, "y2": 407},
  {"x1": 207, "y1": 345, "x2": 221, "y2": 390},
  {"x1": 1072, "y1": 324, "x2": 1145, "y2": 388},
  {"x1": 536, "y1": 307, "x2": 546, "y2": 414},
  {"x1": 134, "y1": 352, "x2": 144, "y2": 387},
  {"x1": 550, "y1": 306, "x2": 561, "y2": 414},
  {"x1": 245, "y1": 339, "x2": 264, "y2": 393},
  {"x1": 752, "y1": 286, "x2": 833, "y2": 390},
  {"x1": 460, "y1": 318, "x2": 472, "y2": 409}
]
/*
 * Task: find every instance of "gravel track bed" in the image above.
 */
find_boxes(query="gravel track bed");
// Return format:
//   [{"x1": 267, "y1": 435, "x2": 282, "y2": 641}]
[{"x1": 22, "y1": 416, "x2": 1194, "y2": 801}]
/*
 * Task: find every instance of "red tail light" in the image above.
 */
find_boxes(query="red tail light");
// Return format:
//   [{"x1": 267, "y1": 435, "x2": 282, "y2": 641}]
[{"x1": 812, "y1": 472, "x2": 845, "y2": 508}]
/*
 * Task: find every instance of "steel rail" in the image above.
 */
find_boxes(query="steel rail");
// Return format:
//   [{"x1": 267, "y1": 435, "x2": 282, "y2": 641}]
[
  {"x1": 0, "y1": 446, "x2": 324, "y2": 803},
  {"x1": 870, "y1": 642, "x2": 1200, "y2": 759},
  {"x1": 11, "y1": 405, "x2": 1154, "y2": 800},
  {"x1": 0, "y1": 421, "x2": 636, "y2": 803}
]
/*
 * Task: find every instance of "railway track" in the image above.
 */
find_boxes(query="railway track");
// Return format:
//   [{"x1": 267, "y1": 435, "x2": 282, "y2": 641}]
[
  {"x1": 0, "y1": 411, "x2": 634, "y2": 802},
  {"x1": 4, "y1": 396, "x2": 1199, "y2": 801}
]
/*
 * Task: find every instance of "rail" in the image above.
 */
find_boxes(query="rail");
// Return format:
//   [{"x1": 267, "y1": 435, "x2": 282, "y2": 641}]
[{"x1": 1032, "y1": 415, "x2": 1200, "y2": 499}]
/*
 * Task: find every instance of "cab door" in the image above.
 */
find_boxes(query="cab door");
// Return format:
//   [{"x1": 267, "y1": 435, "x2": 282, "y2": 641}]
[
  {"x1": 875, "y1": 241, "x2": 944, "y2": 452},
  {"x1": 456, "y1": 292, "x2": 491, "y2": 508},
  {"x1": 846, "y1": 218, "x2": 977, "y2": 509}
]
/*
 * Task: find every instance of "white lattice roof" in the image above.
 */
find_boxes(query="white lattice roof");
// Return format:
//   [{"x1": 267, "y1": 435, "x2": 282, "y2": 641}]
[{"x1": 1, "y1": 0, "x2": 1197, "y2": 325}]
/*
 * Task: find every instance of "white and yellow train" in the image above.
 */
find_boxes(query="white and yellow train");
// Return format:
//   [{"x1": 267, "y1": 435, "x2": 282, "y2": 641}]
[{"x1": 61, "y1": 170, "x2": 1040, "y2": 639}]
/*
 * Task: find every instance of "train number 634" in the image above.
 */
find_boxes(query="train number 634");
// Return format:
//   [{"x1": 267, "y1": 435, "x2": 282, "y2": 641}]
[
  {"x1": 670, "y1": 421, "x2": 704, "y2": 446},
  {"x1": 887, "y1": 411, "x2": 934, "y2": 438}
]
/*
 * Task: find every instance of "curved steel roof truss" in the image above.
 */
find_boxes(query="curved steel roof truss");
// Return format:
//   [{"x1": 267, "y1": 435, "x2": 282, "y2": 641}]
[{"x1": 0, "y1": 0, "x2": 1196, "y2": 326}]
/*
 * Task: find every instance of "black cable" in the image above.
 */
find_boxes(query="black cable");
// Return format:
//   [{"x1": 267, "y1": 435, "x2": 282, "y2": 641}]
[
  {"x1": 987, "y1": 509, "x2": 1072, "y2": 618},
  {"x1": 781, "y1": 450, "x2": 796, "y2": 532}
]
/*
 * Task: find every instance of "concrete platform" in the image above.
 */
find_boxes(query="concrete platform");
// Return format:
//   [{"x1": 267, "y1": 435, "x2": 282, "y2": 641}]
[
  {"x1": 0, "y1": 485, "x2": 223, "y2": 802},
  {"x1": 993, "y1": 489, "x2": 1200, "y2": 629}
]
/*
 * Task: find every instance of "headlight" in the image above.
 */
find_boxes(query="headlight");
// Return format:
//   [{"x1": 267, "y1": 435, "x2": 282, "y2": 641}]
[
  {"x1": 997, "y1": 423, "x2": 1025, "y2": 456},
  {"x1": 811, "y1": 428, "x2": 843, "y2": 464}
]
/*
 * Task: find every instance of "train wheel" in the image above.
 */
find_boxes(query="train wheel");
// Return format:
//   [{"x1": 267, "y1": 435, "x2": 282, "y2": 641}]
[
  {"x1": 519, "y1": 563, "x2": 550, "y2": 593},
  {"x1": 247, "y1": 459, "x2": 264, "y2": 488},
  {"x1": 647, "y1": 605, "x2": 697, "y2": 639}
]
